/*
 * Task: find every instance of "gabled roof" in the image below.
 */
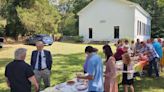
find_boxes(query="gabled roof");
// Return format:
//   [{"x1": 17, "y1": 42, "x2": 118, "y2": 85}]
[{"x1": 77, "y1": 0, "x2": 151, "y2": 18}]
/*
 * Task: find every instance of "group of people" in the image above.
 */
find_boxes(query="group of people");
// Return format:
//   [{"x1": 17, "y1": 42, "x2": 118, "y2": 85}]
[
  {"x1": 77, "y1": 45, "x2": 134, "y2": 92},
  {"x1": 5, "y1": 41, "x2": 53, "y2": 92},
  {"x1": 77, "y1": 38, "x2": 164, "y2": 92},
  {"x1": 4, "y1": 38, "x2": 164, "y2": 92}
]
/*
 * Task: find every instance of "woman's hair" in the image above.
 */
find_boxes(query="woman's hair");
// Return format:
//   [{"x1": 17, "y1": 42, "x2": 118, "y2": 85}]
[
  {"x1": 122, "y1": 53, "x2": 131, "y2": 65},
  {"x1": 117, "y1": 39, "x2": 122, "y2": 45},
  {"x1": 85, "y1": 46, "x2": 94, "y2": 53},
  {"x1": 158, "y1": 38, "x2": 162, "y2": 43},
  {"x1": 103, "y1": 44, "x2": 113, "y2": 62},
  {"x1": 124, "y1": 39, "x2": 129, "y2": 43},
  {"x1": 93, "y1": 48, "x2": 98, "y2": 52},
  {"x1": 131, "y1": 40, "x2": 134, "y2": 44}
]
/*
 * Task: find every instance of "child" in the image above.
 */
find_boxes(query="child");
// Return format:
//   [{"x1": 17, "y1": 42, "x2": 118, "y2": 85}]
[{"x1": 122, "y1": 53, "x2": 134, "y2": 92}]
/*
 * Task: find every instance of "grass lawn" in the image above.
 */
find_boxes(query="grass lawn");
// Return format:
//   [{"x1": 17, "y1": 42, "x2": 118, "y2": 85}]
[{"x1": 0, "y1": 42, "x2": 164, "y2": 92}]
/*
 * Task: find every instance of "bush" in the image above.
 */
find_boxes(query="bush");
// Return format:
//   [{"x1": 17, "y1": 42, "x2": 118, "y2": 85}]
[
  {"x1": 0, "y1": 22, "x2": 5, "y2": 37},
  {"x1": 61, "y1": 36, "x2": 84, "y2": 43},
  {"x1": 72, "y1": 36, "x2": 83, "y2": 42},
  {"x1": 0, "y1": 29, "x2": 4, "y2": 36},
  {"x1": 54, "y1": 33, "x2": 63, "y2": 41},
  {"x1": 59, "y1": 13, "x2": 78, "y2": 36}
]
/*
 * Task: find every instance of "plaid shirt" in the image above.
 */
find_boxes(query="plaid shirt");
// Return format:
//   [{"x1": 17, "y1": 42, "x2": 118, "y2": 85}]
[{"x1": 140, "y1": 44, "x2": 159, "y2": 61}]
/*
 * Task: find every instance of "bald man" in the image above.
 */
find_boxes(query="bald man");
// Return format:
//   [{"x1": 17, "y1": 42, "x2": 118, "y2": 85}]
[{"x1": 30, "y1": 41, "x2": 52, "y2": 89}]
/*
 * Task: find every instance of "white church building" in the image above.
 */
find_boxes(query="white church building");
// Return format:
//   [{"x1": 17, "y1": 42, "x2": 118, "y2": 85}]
[{"x1": 78, "y1": 0, "x2": 151, "y2": 42}]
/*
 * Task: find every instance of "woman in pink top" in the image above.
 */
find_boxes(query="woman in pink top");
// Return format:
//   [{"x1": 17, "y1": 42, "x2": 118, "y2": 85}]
[{"x1": 103, "y1": 45, "x2": 118, "y2": 92}]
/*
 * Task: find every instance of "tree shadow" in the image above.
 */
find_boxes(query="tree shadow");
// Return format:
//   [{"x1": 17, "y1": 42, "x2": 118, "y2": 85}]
[
  {"x1": 0, "y1": 58, "x2": 12, "y2": 92},
  {"x1": 51, "y1": 52, "x2": 105, "y2": 86},
  {"x1": 135, "y1": 76, "x2": 164, "y2": 91},
  {"x1": 52, "y1": 53, "x2": 85, "y2": 66},
  {"x1": 118, "y1": 76, "x2": 164, "y2": 92},
  {"x1": 50, "y1": 53, "x2": 85, "y2": 85},
  {"x1": 0, "y1": 58, "x2": 12, "y2": 67}
]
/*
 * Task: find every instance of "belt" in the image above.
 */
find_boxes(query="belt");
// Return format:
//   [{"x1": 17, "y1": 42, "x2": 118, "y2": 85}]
[{"x1": 36, "y1": 68, "x2": 47, "y2": 71}]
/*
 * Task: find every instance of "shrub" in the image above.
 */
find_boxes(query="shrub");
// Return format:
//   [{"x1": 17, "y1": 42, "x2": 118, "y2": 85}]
[
  {"x1": 54, "y1": 33, "x2": 63, "y2": 41},
  {"x1": 61, "y1": 36, "x2": 84, "y2": 43},
  {"x1": 72, "y1": 36, "x2": 83, "y2": 42}
]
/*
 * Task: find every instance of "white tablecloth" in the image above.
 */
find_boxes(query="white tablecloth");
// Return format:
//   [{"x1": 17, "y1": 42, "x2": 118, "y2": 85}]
[
  {"x1": 41, "y1": 58, "x2": 139, "y2": 92},
  {"x1": 41, "y1": 79, "x2": 88, "y2": 92}
]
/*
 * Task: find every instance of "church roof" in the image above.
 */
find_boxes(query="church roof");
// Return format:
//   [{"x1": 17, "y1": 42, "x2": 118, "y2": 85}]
[{"x1": 77, "y1": 0, "x2": 151, "y2": 18}]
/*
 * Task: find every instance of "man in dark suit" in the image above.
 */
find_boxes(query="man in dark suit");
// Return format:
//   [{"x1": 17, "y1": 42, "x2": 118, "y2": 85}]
[{"x1": 31, "y1": 41, "x2": 52, "y2": 89}]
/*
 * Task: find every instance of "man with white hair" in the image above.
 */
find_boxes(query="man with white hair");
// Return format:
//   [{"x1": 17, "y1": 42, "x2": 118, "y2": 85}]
[
  {"x1": 31, "y1": 41, "x2": 52, "y2": 89},
  {"x1": 5, "y1": 48, "x2": 39, "y2": 92}
]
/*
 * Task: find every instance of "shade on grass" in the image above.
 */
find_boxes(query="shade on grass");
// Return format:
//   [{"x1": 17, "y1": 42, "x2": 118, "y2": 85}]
[{"x1": 0, "y1": 42, "x2": 164, "y2": 92}]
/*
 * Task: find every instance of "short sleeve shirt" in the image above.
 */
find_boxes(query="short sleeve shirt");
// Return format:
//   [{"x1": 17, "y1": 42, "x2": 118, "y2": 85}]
[
  {"x1": 140, "y1": 44, "x2": 159, "y2": 61},
  {"x1": 153, "y1": 42, "x2": 163, "y2": 58},
  {"x1": 87, "y1": 54, "x2": 104, "y2": 92},
  {"x1": 5, "y1": 60, "x2": 34, "y2": 92}
]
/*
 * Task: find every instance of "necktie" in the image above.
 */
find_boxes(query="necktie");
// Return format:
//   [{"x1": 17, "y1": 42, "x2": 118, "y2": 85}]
[{"x1": 38, "y1": 51, "x2": 42, "y2": 70}]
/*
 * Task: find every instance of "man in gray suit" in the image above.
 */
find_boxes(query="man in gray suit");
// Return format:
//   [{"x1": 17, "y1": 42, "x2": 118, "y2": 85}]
[{"x1": 31, "y1": 41, "x2": 52, "y2": 89}]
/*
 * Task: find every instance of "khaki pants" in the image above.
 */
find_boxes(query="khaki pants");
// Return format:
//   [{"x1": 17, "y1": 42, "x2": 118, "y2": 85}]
[{"x1": 34, "y1": 69, "x2": 51, "y2": 89}]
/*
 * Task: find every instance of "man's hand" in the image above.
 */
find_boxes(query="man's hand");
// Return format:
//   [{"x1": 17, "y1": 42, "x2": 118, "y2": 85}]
[
  {"x1": 6, "y1": 78, "x2": 10, "y2": 87},
  {"x1": 77, "y1": 75, "x2": 94, "y2": 80},
  {"x1": 28, "y1": 76, "x2": 39, "y2": 92}
]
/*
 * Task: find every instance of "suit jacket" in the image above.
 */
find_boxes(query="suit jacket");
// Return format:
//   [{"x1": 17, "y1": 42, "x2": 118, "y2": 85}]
[{"x1": 31, "y1": 50, "x2": 52, "y2": 70}]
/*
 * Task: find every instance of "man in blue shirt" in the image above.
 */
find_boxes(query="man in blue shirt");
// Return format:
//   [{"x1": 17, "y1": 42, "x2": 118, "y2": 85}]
[
  {"x1": 152, "y1": 39, "x2": 163, "y2": 59},
  {"x1": 77, "y1": 46, "x2": 104, "y2": 92}
]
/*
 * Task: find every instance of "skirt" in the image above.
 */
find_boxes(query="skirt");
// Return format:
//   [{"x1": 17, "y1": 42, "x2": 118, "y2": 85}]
[
  {"x1": 122, "y1": 79, "x2": 134, "y2": 85},
  {"x1": 160, "y1": 57, "x2": 164, "y2": 66}
]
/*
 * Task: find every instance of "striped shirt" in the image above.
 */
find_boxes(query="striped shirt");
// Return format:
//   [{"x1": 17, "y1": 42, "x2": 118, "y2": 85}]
[{"x1": 140, "y1": 44, "x2": 159, "y2": 61}]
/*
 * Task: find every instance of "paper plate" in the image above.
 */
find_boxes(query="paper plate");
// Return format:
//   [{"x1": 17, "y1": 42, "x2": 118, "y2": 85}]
[{"x1": 76, "y1": 84, "x2": 88, "y2": 91}]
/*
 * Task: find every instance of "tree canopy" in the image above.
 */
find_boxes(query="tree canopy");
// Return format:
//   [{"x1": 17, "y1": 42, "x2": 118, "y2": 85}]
[
  {"x1": 0, "y1": 0, "x2": 61, "y2": 39},
  {"x1": 130, "y1": 0, "x2": 164, "y2": 38},
  {"x1": 17, "y1": 0, "x2": 61, "y2": 35},
  {"x1": 57, "y1": 0, "x2": 92, "y2": 36}
]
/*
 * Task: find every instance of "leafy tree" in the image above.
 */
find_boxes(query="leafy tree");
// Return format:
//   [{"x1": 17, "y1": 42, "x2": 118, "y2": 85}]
[
  {"x1": 72, "y1": 0, "x2": 92, "y2": 14},
  {"x1": 0, "y1": 0, "x2": 7, "y2": 18},
  {"x1": 130, "y1": 0, "x2": 164, "y2": 38},
  {"x1": 0, "y1": 0, "x2": 61, "y2": 40},
  {"x1": 0, "y1": 17, "x2": 6, "y2": 36},
  {"x1": 59, "y1": 13, "x2": 77, "y2": 36},
  {"x1": 4, "y1": 0, "x2": 25, "y2": 40},
  {"x1": 17, "y1": 0, "x2": 61, "y2": 35},
  {"x1": 57, "y1": 0, "x2": 92, "y2": 36}
]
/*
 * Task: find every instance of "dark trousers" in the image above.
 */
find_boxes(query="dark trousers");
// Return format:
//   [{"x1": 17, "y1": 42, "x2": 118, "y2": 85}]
[
  {"x1": 84, "y1": 70, "x2": 87, "y2": 74},
  {"x1": 148, "y1": 57, "x2": 159, "y2": 77}
]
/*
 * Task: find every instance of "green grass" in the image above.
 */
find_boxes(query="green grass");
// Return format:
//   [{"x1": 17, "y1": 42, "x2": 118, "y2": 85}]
[{"x1": 0, "y1": 42, "x2": 164, "y2": 92}]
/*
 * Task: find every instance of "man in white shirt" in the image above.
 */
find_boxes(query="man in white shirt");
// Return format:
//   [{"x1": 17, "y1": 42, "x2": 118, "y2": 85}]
[{"x1": 31, "y1": 41, "x2": 52, "y2": 89}]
